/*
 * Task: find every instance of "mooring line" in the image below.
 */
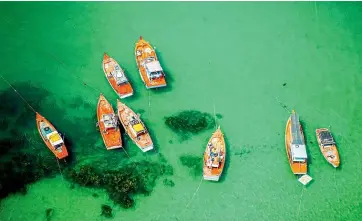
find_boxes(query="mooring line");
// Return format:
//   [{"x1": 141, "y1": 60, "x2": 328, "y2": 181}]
[
  {"x1": 56, "y1": 157, "x2": 65, "y2": 181},
  {"x1": 275, "y1": 96, "x2": 291, "y2": 114},
  {"x1": 0, "y1": 75, "x2": 37, "y2": 114},
  {"x1": 46, "y1": 52, "x2": 102, "y2": 95},
  {"x1": 1, "y1": 74, "x2": 69, "y2": 186},
  {"x1": 122, "y1": 148, "x2": 130, "y2": 158},
  {"x1": 314, "y1": 1, "x2": 320, "y2": 33},
  {"x1": 213, "y1": 101, "x2": 217, "y2": 129},
  {"x1": 296, "y1": 186, "x2": 306, "y2": 220},
  {"x1": 179, "y1": 176, "x2": 204, "y2": 216}
]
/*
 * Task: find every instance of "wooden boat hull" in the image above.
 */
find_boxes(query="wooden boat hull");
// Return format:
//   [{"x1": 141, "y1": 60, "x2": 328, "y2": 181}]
[
  {"x1": 117, "y1": 100, "x2": 153, "y2": 152},
  {"x1": 36, "y1": 112, "x2": 68, "y2": 159},
  {"x1": 102, "y1": 53, "x2": 133, "y2": 99},
  {"x1": 285, "y1": 117, "x2": 307, "y2": 175},
  {"x1": 203, "y1": 126, "x2": 226, "y2": 181},
  {"x1": 135, "y1": 36, "x2": 167, "y2": 89},
  {"x1": 316, "y1": 128, "x2": 340, "y2": 168},
  {"x1": 97, "y1": 94, "x2": 122, "y2": 150}
]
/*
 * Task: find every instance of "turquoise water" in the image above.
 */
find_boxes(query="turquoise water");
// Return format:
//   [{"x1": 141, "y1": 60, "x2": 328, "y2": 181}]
[{"x1": 0, "y1": 2, "x2": 362, "y2": 221}]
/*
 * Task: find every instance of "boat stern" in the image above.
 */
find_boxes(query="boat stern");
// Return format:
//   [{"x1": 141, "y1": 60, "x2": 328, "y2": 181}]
[
  {"x1": 146, "y1": 82, "x2": 167, "y2": 89},
  {"x1": 119, "y1": 92, "x2": 134, "y2": 99},
  {"x1": 291, "y1": 162, "x2": 307, "y2": 175},
  {"x1": 140, "y1": 144, "x2": 154, "y2": 152},
  {"x1": 106, "y1": 145, "x2": 123, "y2": 150},
  {"x1": 56, "y1": 146, "x2": 69, "y2": 160},
  {"x1": 203, "y1": 167, "x2": 222, "y2": 181},
  {"x1": 203, "y1": 174, "x2": 220, "y2": 182}
]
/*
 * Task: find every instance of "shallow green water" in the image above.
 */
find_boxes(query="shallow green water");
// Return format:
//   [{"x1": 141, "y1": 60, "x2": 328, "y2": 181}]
[{"x1": 1, "y1": 2, "x2": 362, "y2": 221}]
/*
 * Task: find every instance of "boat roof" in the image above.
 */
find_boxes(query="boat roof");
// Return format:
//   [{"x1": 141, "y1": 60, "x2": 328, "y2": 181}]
[
  {"x1": 133, "y1": 123, "x2": 145, "y2": 133},
  {"x1": 113, "y1": 66, "x2": 128, "y2": 84},
  {"x1": 319, "y1": 130, "x2": 335, "y2": 145},
  {"x1": 291, "y1": 112, "x2": 304, "y2": 145},
  {"x1": 145, "y1": 60, "x2": 163, "y2": 73},
  {"x1": 46, "y1": 131, "x2": 63, "y2": 146},
  {"x1": 102, "y1": 114, "x2": 116, "y2": 129},
  {"x1": 291, "y1": 144, "x2": 307, "y2": 159}
]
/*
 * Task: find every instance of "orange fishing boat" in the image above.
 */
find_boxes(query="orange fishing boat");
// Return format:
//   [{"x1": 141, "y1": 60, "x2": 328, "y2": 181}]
[
  {"x1": 36, "y1": 112, "x2": 68, "y2": 159},
  {"x1": 102, "y1": 53, "x2": 133, "y2": 99},
  {"x1": 285, "y1": 110, "x2": 308, "y2": 175},
  {"x1": 203, "y1": 126, "x2": 226, "y2": 181},
  {"x1": 135, "y1": 36, "x2": 167, "y2": 89},
  {"x1": 97, "y1": 93, "x2": 122, "y2": 150},
  {"x1": 117, "y1": 99, "x2": 153, "y2": 152},
  {"x1": 316, "y1": 128, "x2": 340, "y2": 168}
]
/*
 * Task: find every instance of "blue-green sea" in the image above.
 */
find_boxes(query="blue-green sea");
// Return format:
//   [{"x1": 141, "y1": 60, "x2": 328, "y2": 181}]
[{"x1": 0, "y1": 2, "x2": 361, "y2": 221}]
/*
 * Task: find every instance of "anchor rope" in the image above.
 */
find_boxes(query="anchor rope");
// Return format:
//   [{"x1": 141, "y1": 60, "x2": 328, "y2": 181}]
[
  {"x1": 179, "y1": 176, "x2": 204, "y2": 216},
  {"x1": 47, "y1": 52, "x2": 102, "y2": 95},
  {"x1": 297, "y1": 186, "x2": 306, "y2": 220},
  {"x1": 56, "y1": 157, "x2": 65, "y2": 181},
  {"x1": 0, "y1": 75, "x2": 37, "y2": 114},
  {"x1": 1, "y1": 75, "x2": 68, "y2": 182},
  {"x1": 275, "y1": 96, "x2": 292, "y2": 114},
  {"x1": 213, "y1": 101, "x2": 217, "y2": 129},
  {"x1": 48, "y1": 53, "x2": 133, "y2": 158}
]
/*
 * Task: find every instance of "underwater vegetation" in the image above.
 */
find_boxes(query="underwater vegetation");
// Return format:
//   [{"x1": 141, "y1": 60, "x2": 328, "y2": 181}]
[
  {"x1": 163, "y1": 178, "x2": 175, "y2": 187},
  {"x1": 45, "y1": 208, "x2": 54, "y2": 221},
  {"x1": 65, "y1": 161, "x2": 173, "y2": 208},
  {"x1": 0, "y1": 82, "x2": 175, "y2": 212},
  {"x1": 101, "y1": 204, "x2": 113, "y2": 218},
  {"x1": 0, "y1": 152, "x2": 63, "y2": 199},
  {"x1": 179, "y1": 154, "x2": 203, "y2": 177},
  {"x1": 0, "y1": 83, "x2": 65, "y2": 199},
  {"x1": 216, "y1": 113, "x2": 223, "y2": 119},
  {"x1": 0, "y1": 136, "x2": 25, "y2": 155},
  {"x1": 164, "y1": 110, "x2": 215, "y2": 140}
]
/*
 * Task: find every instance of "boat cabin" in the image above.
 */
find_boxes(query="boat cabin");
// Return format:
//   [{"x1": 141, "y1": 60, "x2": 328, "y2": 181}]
[
  {"x1": 112, "y1": 65, "x2": 128, "y2": 85},
  {"x1": 47, "y1": 131, "x2": 64, "y2": 149},
  {"x1": 318, "y1": 131, "x2": 336, "y2": 147},
  {"x1": 129, "y1": 116, "x2": 146, "y2": 137},
  {"x1": 145, "y1": 60, "x2": 164, "y2": 81},
  {"x1": 290, "y1": 112, "x2": 307, "y2": 162},
  {"x1": 102, "y1": 114, "x2": 117, "y2": 130},
  {"x1": 206, "y1": 142, "x2": 224, "y2": 168},
  {"x1": 136, "y1": 50, "x2": 142, "y2": 56},
  {"x1": 40, "y1": 122, "x2": 64, "y2": 149}
]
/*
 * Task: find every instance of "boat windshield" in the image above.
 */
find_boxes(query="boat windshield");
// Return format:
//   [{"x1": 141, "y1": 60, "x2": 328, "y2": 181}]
[
  {"x1": 113, "y1": 66, "x2": 128, "y2": 85},
  {"x1": 150, "y1": 71, "x2": 163, "y2": 79},
  {"x1": 54, "y1": 143, "x2": 63, "y2": 149},
  {"x1": 145, "y1": 60, "x2": 163, "y2": 80},
  {"x1": 293, "y1": 157, "x2": 306, "y2": 162},
  {"x1": 103, "y1": 114, "x2": 117, "y2": 129}
]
